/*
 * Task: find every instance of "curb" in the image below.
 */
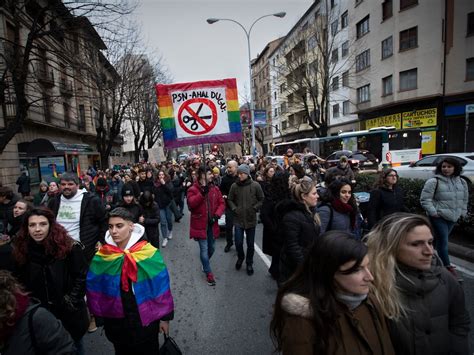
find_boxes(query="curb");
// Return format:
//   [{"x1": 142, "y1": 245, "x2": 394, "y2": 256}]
[{"x1": 449, "y1": 242, "x2": 474, "y2": 263}]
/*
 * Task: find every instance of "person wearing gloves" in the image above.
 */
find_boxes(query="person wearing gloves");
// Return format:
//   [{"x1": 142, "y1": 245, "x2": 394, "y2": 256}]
[
  {"x1": 187, "y1": 167, "x2": 225, "y2": 286},
  {"x1": 420, "y1": 157, "x2": 469, "y2": 276},
  {"x1": 227, "y1": 164, "x2": 264, "y2": 276},
  {"x1": 86, "y1": 208, "x2": 174, "y2": 354}
]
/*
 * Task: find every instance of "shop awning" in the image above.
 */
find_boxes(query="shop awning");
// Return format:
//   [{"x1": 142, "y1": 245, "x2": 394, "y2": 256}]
[{"x1": 26, "y1": 138, "x2": 96, "y2": 156}]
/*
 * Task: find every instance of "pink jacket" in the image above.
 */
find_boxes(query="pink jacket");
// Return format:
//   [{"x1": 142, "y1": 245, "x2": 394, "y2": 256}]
[{"x1": 187, "y1": 182, "x2": 225, "y2": 239}]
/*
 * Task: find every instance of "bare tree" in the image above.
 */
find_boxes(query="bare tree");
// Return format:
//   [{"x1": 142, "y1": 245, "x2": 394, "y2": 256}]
[
  {"x1": 0, "y1": 0, "x2": 134, "y2": 155},
  {"x1": 273, "y1": 0, "x2": 358, "y2": 137}
]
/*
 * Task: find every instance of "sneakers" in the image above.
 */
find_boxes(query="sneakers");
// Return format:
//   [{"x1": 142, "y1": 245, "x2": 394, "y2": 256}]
[
  {"x1": 246, "y1": 264, "x2": 254, "y2": 276},
  {"x1": 224, "y1": 243, "x2": 233, "y2": 253},
  {"x1": 167, "y1": 231, "x2": 173, "y2": 240},
  {"x1": 235, "y1": 259, "x2": 243, "y2": 270},
  {"x1": 88, "y1": 316, "x2": 98, "y2": 333},
  {"x1": 162, "y1": 238, "x2": 168, "y2": 248},
  {"x1": 206, "y1": 272, "x2": 216, "y2": 286}
]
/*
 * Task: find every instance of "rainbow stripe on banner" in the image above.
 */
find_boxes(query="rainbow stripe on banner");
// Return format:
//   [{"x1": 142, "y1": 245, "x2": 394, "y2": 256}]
[
  {"x1": 86, "y1": 241, "x2": 174, "y2": 326},
  {"x1": 156, "y1": 78, "x2": 242, "y2": 148}
]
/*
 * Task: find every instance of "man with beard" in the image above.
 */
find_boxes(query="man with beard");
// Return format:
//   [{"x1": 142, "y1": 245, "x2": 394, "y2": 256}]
[
  {"x1": 47, "y1": 172, "x2": 107, "y2": 263},
  {"x1": 306, "y1": 155, "x2": 325, "y2": 184}
]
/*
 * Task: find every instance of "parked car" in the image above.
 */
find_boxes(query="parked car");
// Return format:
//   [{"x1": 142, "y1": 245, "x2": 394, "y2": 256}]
[
  {"x1": 324, "y1": 150, "x2": 379, "y2": 171},
  {"x1": 395, "y1": 153, "x2": 474, "y2": 185}
]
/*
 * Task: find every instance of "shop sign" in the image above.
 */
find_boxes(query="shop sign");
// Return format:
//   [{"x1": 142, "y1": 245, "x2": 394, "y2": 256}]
[
  {"x1": 365, "y1": 113, "x2": 401, "y2": 130},
  {"x1": 402, "y1": 108, "x2": 437, "y2": 128}
]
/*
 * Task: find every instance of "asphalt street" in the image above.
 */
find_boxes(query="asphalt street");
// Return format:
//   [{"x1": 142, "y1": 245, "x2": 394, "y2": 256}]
[{"x1": 84, "y1": 209, "x2": 474, "y2": 354}]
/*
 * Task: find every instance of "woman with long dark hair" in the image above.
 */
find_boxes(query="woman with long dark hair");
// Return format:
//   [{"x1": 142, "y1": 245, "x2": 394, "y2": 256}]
[
  {"x1": 138, "y1": 191, "x2": 160, "y2": 249},
  {"x1": 420, "y1": 157, "x2": 469, "y2": 275},
  {"x1": 367, "y1": 169, "x2": 408, "y2": 229},
  {"x1": 271, "y1": 231, "x2": 394, "y2": 354},
  {"x1": 317, "y1": 178, "x2": 358, "y2": 236},
  {"x1": 13, "y1": 207, "x2": 89, "y2": 351},
  {"x1": 153, "y1": 170, "x2": 174, "y2": 248}
]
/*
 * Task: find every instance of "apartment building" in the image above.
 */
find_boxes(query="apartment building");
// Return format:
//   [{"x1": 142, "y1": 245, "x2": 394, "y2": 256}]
[
  {"x1": 0, "y1": 2, "x2": 117, "y2": 186},
  {"x1": 352, "y1": 0, "x2": 474, "y2": 154},
  {"x1": 251, "y1": 37, "x2": 283, "y2": 154}
]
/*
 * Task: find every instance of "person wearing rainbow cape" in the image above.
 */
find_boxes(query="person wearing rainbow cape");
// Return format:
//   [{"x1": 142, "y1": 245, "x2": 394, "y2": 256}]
[{"x1": 86, "y1": 207, "x2": 174, "y2": 354}]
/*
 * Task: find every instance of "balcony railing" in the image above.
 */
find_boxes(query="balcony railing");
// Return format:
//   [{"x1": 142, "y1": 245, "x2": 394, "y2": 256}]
[
  {"x1": 38, "y1": 67, "x2": 55, "y2": 87},
  {"x1": 60, "y1": 79, "x2": 73, "y2": 97}
]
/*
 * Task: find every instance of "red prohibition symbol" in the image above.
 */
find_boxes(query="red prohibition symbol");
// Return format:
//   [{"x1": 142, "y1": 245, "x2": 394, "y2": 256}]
[{"x1": 177, "y1": 98, "x2": 218, "y2": 136}]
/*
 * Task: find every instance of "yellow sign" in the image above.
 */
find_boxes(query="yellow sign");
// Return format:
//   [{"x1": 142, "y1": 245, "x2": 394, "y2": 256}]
[
  {"x1": 421, "y1": 130, "x2": 436, "y2": 155},
  {"x1": 365, "y1": 113, "x2": 401, "y2": 130},
  {"x1": 402, "y1": 108, "x2": 437, "y2": 128}
]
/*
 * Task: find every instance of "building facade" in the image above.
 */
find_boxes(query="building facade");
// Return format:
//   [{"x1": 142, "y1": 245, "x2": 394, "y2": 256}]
[{"x1": 0, "y1": 2, "x2": 117, "y2": 187}]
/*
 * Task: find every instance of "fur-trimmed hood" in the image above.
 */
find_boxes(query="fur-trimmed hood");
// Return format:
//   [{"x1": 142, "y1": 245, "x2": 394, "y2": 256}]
[{"x1": 281, "y1": 293, "x2": 313, "y2": 319}]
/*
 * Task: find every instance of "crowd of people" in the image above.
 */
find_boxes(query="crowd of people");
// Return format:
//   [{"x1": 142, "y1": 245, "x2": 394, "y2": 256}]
[{"x1": 0, "y1": 148, "x2": 471, "y2": 354}]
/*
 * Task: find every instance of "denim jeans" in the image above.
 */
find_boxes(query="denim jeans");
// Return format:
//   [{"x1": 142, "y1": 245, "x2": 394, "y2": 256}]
[
  {"x1": 159, "y1": 205, "x2": 173, "y2": 239},
  {"x1": 430, "y1": 216, "x2": 455, "y2": 266},
  {"x1": 234, "y1": 226, "x2": 255, "y2": 265},
  {"x1": 224, "y1": 207, "x2": 234, "y2": 245},
  {"x1": 196, "y1": 226, "x2": 216, "y2": 273}
]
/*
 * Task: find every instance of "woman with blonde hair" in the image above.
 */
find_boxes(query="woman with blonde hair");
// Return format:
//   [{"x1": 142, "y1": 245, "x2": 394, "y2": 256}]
[
  {"x1": 366, "y1": 212, "x2": 470, "y2": 354},
  {"x1": 277, "y1": 176, "x2": 320, "y2": 284}
]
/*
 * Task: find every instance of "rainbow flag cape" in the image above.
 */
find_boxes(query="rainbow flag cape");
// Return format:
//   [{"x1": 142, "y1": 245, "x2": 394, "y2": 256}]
[
  {"x1": 86, "y1": 241, "x2": 174, "y2": 326},
  {"x1": 155, "y1": 78, "x2": 242, "y2": 149}
]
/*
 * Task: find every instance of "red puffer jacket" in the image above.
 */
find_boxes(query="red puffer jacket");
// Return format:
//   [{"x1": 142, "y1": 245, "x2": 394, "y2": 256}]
[{"x1": 187, "y1": 182, "x2": 225, "y2": 239}]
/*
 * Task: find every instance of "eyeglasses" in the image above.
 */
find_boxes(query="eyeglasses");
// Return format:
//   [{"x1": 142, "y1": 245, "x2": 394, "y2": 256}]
[{"x1": 386, "y1": 174, "x2": 398, "y2": 178}]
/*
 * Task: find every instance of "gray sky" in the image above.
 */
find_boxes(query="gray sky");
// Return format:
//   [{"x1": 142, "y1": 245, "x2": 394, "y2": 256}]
[{"x1": 135, "y1": 0, "x2": 312, "y2": 99}]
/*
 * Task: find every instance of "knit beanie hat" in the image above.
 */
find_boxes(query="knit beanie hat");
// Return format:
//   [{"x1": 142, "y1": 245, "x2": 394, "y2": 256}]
[
  {"x1": 237, "y1": 164, "x2": 250, "y2": 176},
  {"x1": 96, "y1": 178, "x2": 107, "y2": 187},
  {"x1": 121, "y1": 184, "x2": 134, "y2": 197}
]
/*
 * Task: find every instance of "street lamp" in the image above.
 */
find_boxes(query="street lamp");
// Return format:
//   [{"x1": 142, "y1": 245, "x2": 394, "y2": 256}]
[{"x1": 207, "y1": 12, "x2": 286, "y2": 157}]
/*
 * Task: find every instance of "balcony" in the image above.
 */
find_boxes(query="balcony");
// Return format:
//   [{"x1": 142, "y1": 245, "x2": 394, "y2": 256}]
[
  {"x1": 60, "y1": 79, "x2": 74, "y2": 97},
  {"x1": 38, "y1": 67, "x2": 55, "y2": 87}
]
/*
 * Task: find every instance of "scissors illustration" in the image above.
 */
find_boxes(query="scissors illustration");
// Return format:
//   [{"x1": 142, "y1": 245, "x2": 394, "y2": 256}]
[{"x1": 182, "y1": 103, "x2": 212, "y2": 131}]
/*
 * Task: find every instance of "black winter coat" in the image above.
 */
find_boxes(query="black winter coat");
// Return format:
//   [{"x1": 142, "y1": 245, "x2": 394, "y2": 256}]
[
  {"x1": 390, "y1": 262, "x2": 470, "y2": 355},
  {"x1": 1, "y1": 302, "x2": 75, "y2": 355},
  {"x1": 117, "y1": 201, "x2": 143, "y2": 223},
  {"x1": 153, "y1": 181, "x2": 174, "y2": 208},
  {"x1": 47, "y1": 192, "x2": 107, "y2": 262},
  {"x1": 138, "y1": 178, "x2": 154, "y2": 195},
  {"x1": 367, "y1": 186, "x2": 408, "y2": 229},
  {"x1": 278, "y1": 199, "x2": 320, "y2": 283},
  {"x1": 220, "y1": 173, "x2": 238, "y2": 207},
  {"x1": 141, "y1": 202, "x2": 160, "y2": 248},
  {"x1": 16, "y1": 241, "x2": 89, "y2": 341},
  {"x1": 259, "y1": 181, "x2": 275, "y2": 255},
  {"x1": 16, "y1": 174, "x2": 31, "y2": 194}
]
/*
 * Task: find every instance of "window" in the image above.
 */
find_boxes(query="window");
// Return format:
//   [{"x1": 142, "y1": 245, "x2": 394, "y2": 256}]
[
  {"x1": 63, "y1": 103, "x2": 70, "y2": 128},
  {"x1": 281, "y1": 102, "x2": 287, "y2": 114},
  {"x1": 342, "y1": 71, "x2": 349, "y2": 87},
  {"x1": 356, "y1": 49, "x2": 370, "y2": 72},
  {"x1": 332, "y1": 48, "x2": 339, "y2": 63},
  {"x1": 331, "y1": 0, "x2": 336, "y2": 8},
  {"x1": 399, "y1": 68, "x2": 417, "y2": 91},
  {"x1": 341, "y1": 41, "x2": 349, "y2": 57},
  {"x1": 467, "y1": 58, "x2": 474, "y2": 81},
  {"x1": 468, "y1": 12, "x2": 474, "y2": 36},
  {"x1": 282, "y1": 121, "x2": 288, "y2": 129},
  {"x1": 357, "y1": 84, "x2": 370, "y2": 103},
  {"x1": 382, "y1": 0, "x2": 393, "y2": 20},
  {"x1": 331, "y1": 20, "x2": 338, "y2": 36},
  {"x1": 333, "y1": 104, "x2": 340, "y2": 118},
  {"x1": 400, "y1": 27, "x2": 418, "y2": 51},
  {"x1": 343, "y1": 101, "x2": 350, "y2": 115},
  {"x1": 382, "y1": 75, "x2": 393, "y2": 96},
  {"x1": 341, "y1": 11, "x2": 348, "y2": 29},
  {"x1": 356, "y1": 15, "x2": 369, "y2": 39},
  {"x1": 280, "y1": 83, "x2": 286, "y2": 93},
  {"x1": 400, "y1": 0, "x2": 418, "y2": 11},
  {"x1": 381, "y1": 36, "x2": 393, "y2": 59},
  {"x1": 332, "y1": 76, "x2": 339, "y2": 91},
  {"x1": 274, "y1": 108, "x2": 278, "y2": 117}
]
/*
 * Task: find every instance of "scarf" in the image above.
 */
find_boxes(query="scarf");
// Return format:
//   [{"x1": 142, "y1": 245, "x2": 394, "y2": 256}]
[
  {"x1": 331, "y1": 198, "x2": 356, "y2": 229},
  {"x1": 86, "y1": 240, "x2": 174, "y2": 326},
  {"x1": 336, "y1": 292, "x2": 368, "y2": 310}
]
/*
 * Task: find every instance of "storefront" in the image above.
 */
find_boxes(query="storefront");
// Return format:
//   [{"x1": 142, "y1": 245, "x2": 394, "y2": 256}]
[{"x1": 443, "y1": 98, "x2": 474, "y2": 153}]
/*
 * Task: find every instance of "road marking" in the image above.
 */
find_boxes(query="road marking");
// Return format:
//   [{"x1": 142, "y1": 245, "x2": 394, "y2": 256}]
[
  {"x1": 254, "y1": 242, "x2": 271, "y2": 268},
  {"x1": 452, "y1": 263, "x2": 474, "y2": 278}
]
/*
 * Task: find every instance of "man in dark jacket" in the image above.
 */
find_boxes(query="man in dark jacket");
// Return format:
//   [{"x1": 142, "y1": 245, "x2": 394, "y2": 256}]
[
  {"x1": 0, "y1": 186, "x2": 19, "y2": 234},
  {"x1": 219, "y1": 160, "x2": 238, "y2": 252},
  {"x1": 324, "y1": 155, "x2": 356, "y2": 185},
  {"x1": 47, "y1": 172, "x2": 107, "y2": 263},
  {"x1": 227, "y1": 164, "x2": 264, "y2": 276},
  {"x1": 16, "y1": 171, "x2": 31, "y2": 197},
  {"x1": 137, "y1": 168, "x2": 154, "y2": 195}
]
